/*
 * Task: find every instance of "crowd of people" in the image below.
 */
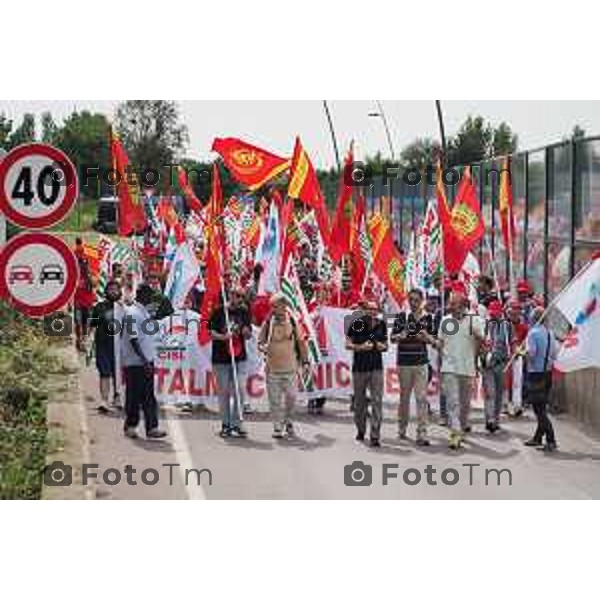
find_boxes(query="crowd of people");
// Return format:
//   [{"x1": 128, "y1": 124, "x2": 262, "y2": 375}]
[{"x1": 73, "y1": 222, "x2": 560, "y2": 455}]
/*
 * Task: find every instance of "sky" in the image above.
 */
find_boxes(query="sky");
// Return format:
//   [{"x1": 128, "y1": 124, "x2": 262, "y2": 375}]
[{"x1": 1, "y1": 100, "x2": 599, "y2": 168}]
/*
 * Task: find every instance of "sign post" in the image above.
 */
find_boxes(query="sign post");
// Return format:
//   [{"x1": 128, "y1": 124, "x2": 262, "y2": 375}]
[
  {"x1": 0, "y1": 143, "x2": 79, "y2": 318},
  {"x1": 0, "y1": 147, "x2": 6, "y2": 247}
]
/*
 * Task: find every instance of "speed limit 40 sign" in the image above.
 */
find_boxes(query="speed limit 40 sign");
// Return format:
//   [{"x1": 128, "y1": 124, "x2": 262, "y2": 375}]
[{"x1": 0, "y1": 143, "x2": 78, "y2": 229}]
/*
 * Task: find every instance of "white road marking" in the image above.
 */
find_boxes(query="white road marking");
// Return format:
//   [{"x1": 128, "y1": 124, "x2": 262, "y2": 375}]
[{"x1": 166, "y1": 415, "x2": 207, "y2": 500}]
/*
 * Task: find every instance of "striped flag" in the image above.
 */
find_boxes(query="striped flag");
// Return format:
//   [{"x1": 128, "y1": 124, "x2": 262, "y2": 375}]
[{"x1": 281, "y1": 262, "x2": 321, "y2": 365}]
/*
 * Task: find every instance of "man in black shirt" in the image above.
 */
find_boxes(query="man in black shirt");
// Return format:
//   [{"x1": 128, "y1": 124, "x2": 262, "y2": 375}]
[
  {"x1": 345, "y1": 300, "x2": 388, "y2": 447},
  {"x1": 88, "y1": 279, "x2": 123, "y2": 413},
  {"x1": 210, "y1": 288, "x2": 252, "y2": 438},
  {"x1": 391, "y1": 288, "x2": 441, "y2": 446}
]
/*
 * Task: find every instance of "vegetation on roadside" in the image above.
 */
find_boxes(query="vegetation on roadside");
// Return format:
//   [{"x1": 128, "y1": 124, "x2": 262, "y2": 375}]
[{"x1": 0, "y1": 301, "x2": 65, "y2": 499}]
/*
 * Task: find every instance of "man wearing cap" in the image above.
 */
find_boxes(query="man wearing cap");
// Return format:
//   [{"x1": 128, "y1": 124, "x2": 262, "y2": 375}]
[
  {"x1": 481, "y1": 300, "x2": 511, "y2": 432},
  {"x1": 258, "y1": 294, "x2": 310, "y2": 438},
  {"x1": 516, "y1": 279, "x2": 536, "y2": 324},
  {"x1": 438, "y1": 293, "x2": 486, "y2": 449},
  {"x1": 345, "y1": 300, "x2": 388, "y2": 447}
]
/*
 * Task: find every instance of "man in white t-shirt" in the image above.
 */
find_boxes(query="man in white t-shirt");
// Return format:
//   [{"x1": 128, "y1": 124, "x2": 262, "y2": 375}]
[
  {"x1": 121, "y1": 284, "x2": 167, "y2": 439},
  {"x1": 438, "y1": 293, "x2": 486, "y2": 450}
]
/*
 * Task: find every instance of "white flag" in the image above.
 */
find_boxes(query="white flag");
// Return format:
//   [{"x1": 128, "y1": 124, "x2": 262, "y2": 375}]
[
  {"x1": 164, "y1": 241, "x2": 200, "y2": 310},
  {"x1": 555, "y1": 256, "x2": 600, "y2": 372}
]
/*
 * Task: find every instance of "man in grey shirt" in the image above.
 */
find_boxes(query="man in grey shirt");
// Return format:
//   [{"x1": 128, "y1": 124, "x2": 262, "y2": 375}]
[{"x1": 121, "y1": 284, "x2": 167, "y2": 439}]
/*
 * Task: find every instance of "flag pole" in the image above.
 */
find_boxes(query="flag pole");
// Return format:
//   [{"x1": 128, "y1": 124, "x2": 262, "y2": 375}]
[{"x1": 217, "y1": 251, "x2": 244, "y2": 424}]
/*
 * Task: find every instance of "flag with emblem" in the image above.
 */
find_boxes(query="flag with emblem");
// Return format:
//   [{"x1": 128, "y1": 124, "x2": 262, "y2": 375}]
[
  {"x1": 437, "y1": 165, "x2": 485, "y2": 275},
  {"x1": 199, "y1": 164, "x2": 225, "y2": 344},
  {"x1": 110, "y1": 131, "x2": 147, "y2": 236},
  {"x1": 329, "y1": 144, "x2": 354, "y2": 264},
  {"x1": 368, "y1": 213, "x2": 406, "y2": 306},
  {"x1": 212, "y1": 137, "x2": 290, "y2": 190}
]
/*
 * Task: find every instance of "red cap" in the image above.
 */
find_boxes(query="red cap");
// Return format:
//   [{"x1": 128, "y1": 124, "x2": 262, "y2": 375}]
[
  {"x1": 451, "y1": 281, "x2": 467, "y2": 295},
  {"x1": 488, "y1": 300, "x2": 504, "y2": 318},
  {"x1": 516, "y1": 279, "x2": 531, "y2": 293}
]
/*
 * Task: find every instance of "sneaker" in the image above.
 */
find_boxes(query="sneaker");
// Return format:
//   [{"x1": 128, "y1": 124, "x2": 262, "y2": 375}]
[
  {"x1": 416, "y1": 438, "x2": 431, "y2": 447},
  {"x1": 231, "y1": 426, "x2": 248, "y2": 438},
  {"x1": 541, "y1": 442, "x2": 557, "y2": 453},
  {"x1": 243, "y1": 402, "x2": 253, "y2": 415},
  {"x1": 219, "y1": 426, "x2": 232, "y2": 438},
  {"x1": 146, "y1": 428, "x2": 167, "y2": 439},
  {"x1": 485, "y1": 421, "x2": 493, "y2": 432},
  {"x1": 355, "y1": 432, "x2": 365, "y2": 442},
  {"x1": 124, "y1": 427, "x2": 138, "y2": 439},
  {"x1": 512, "y1": 408, "x2": 524, "y2": 418},
  {"x1": 111, "y1": 394, "x2": 122, "y2": 410},
  {"x1": 448, "y1": 432, "x2": 462, "y2": 450},
  {"x1": 97, "y1": 404, "x2": 111, "y2": 415},
  {"x1": 524, "y1": 438, "x2": 543, "y2": 447},
  {"x1": 439, "y1": 416, "x2": 448, "y2": 427},
  {"x1": 462, "y1": 425, "x2": 472, "y2": 434},
  {"x1": 369, "y1": 438, "x2": 381, "y2": 448},
  {"x1": 285, "y1": 422, "x2": 296, "y2": 438},
  {"x1": 272, "y1": 427, "x2": 284, "y2": 439},
  {"x1": 398, "y1": 430, "x2": 408, "y2": 440}
]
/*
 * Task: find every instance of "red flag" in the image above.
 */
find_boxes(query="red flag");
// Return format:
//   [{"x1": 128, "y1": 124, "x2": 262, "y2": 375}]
[
  {"x1": 110, "y1": 132, "x2": 147, "y2": 236},
  {"x1": 329, "y1": 145, "x2": 354, "y2": 264},
  {"x1": 287, "y1": 137, "x2": 331, "y2": 249},
  {"x1": 212, "y1": 137, "x2": 290, "y2": 190},
  {"x1": 177, "y1": 166, "x2": 204, "y2": 213},
  {"x1": 437, "y1": 166, "x2": 485, "y2": 274},
  {"x1": 367, "y1": 213, "x2": 406, "y2": 306},
  {"x1": 349, "y1": 195, "x2": 367, "y2": 301},
  {"x1": 199, "y1": 165, "x2": 225, "y2": 344},
  {"x1": 498, "y1": 157, "x2": 516, "y2": 259}
]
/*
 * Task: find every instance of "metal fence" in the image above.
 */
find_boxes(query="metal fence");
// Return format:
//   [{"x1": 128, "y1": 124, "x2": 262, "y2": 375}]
[{"x1": 365, "y1": 136, "x2": 600, "y2": 301}]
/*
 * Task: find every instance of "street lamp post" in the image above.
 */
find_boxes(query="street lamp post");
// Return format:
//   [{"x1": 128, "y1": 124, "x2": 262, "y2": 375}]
[
  {"x1": 322, "y1": 100, "x2": 342, "y2": 172},
  {"x1": 435, "y1": 100, "x2": 448, "y2": 166},
  {"x1": 368, "y1": 100, "x2": 396, "y2": 161}
]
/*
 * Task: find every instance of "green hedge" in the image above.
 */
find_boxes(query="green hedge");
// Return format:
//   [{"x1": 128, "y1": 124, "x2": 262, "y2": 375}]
[{"x1": 0, "y1": 301, "x2": 61, "y2": 499}]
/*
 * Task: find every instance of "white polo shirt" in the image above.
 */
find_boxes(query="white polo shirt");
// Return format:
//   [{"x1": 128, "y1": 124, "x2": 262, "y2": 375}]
[
  {"x1": 439, "y1": 314, "x2": 484, "y2": 377},
  {"x1": 120, "y1": 302, "x2": 158, "y2": 367}
]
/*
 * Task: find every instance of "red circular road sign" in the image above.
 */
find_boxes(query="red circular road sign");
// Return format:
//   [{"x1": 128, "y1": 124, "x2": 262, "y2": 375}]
[
  {"x1": 0, "y1": 143, "x2": 78, "y2": 229},
  {"x1": 0, "y1": 232, "x2": 79, "y2": 317}
]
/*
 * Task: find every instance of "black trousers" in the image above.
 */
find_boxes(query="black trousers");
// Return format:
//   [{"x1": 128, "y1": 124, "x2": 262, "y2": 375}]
[
  {"x1": 527, "y1": 373, "x2": 556, "y2": 445},
  {"x1": 124, "y1": 364, "x2": 159, "y2": 434}
]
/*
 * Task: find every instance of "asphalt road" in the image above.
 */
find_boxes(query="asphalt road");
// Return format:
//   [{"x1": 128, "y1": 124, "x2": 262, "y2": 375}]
[{"x1": 80, "y1": 363, "x2": 600, "y2": 500}]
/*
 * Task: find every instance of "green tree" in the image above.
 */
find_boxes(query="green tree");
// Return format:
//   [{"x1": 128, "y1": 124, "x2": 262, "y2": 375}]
[
  {"x1": 399, "y1": 137, "x2": 442, "y2": 169},
  {"x1": 0, "y1": 113, "x2": 13, "y2": 149},
  {"x1": 40, "y1": 112, "x2": 59, "y2": 144},
  {"x1": 53, "y1": 111, "x2": 111, "y2": 199},
  {"x1": 491, "y1": 122, "x2": 518, "y2": 157},
  {"x1": 7, "y1": 113, "x2": 36, "y2": 149},
  {"x1": 448, "y1": 115, "x2": 517, "y2": 166},
  {"x1": 114, "y1": 100, "x2": 188, "y2": 190}
]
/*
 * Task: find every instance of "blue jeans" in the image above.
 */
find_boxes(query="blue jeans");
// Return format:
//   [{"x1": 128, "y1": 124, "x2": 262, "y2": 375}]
[{"x1": 213, "y1": 363, "x2": 245, "y2": 429}]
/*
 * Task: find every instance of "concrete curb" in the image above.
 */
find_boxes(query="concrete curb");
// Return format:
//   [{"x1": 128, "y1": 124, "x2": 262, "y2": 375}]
[{"x1": 43, "y1": 344, "x2": 94, "y2": 500}]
